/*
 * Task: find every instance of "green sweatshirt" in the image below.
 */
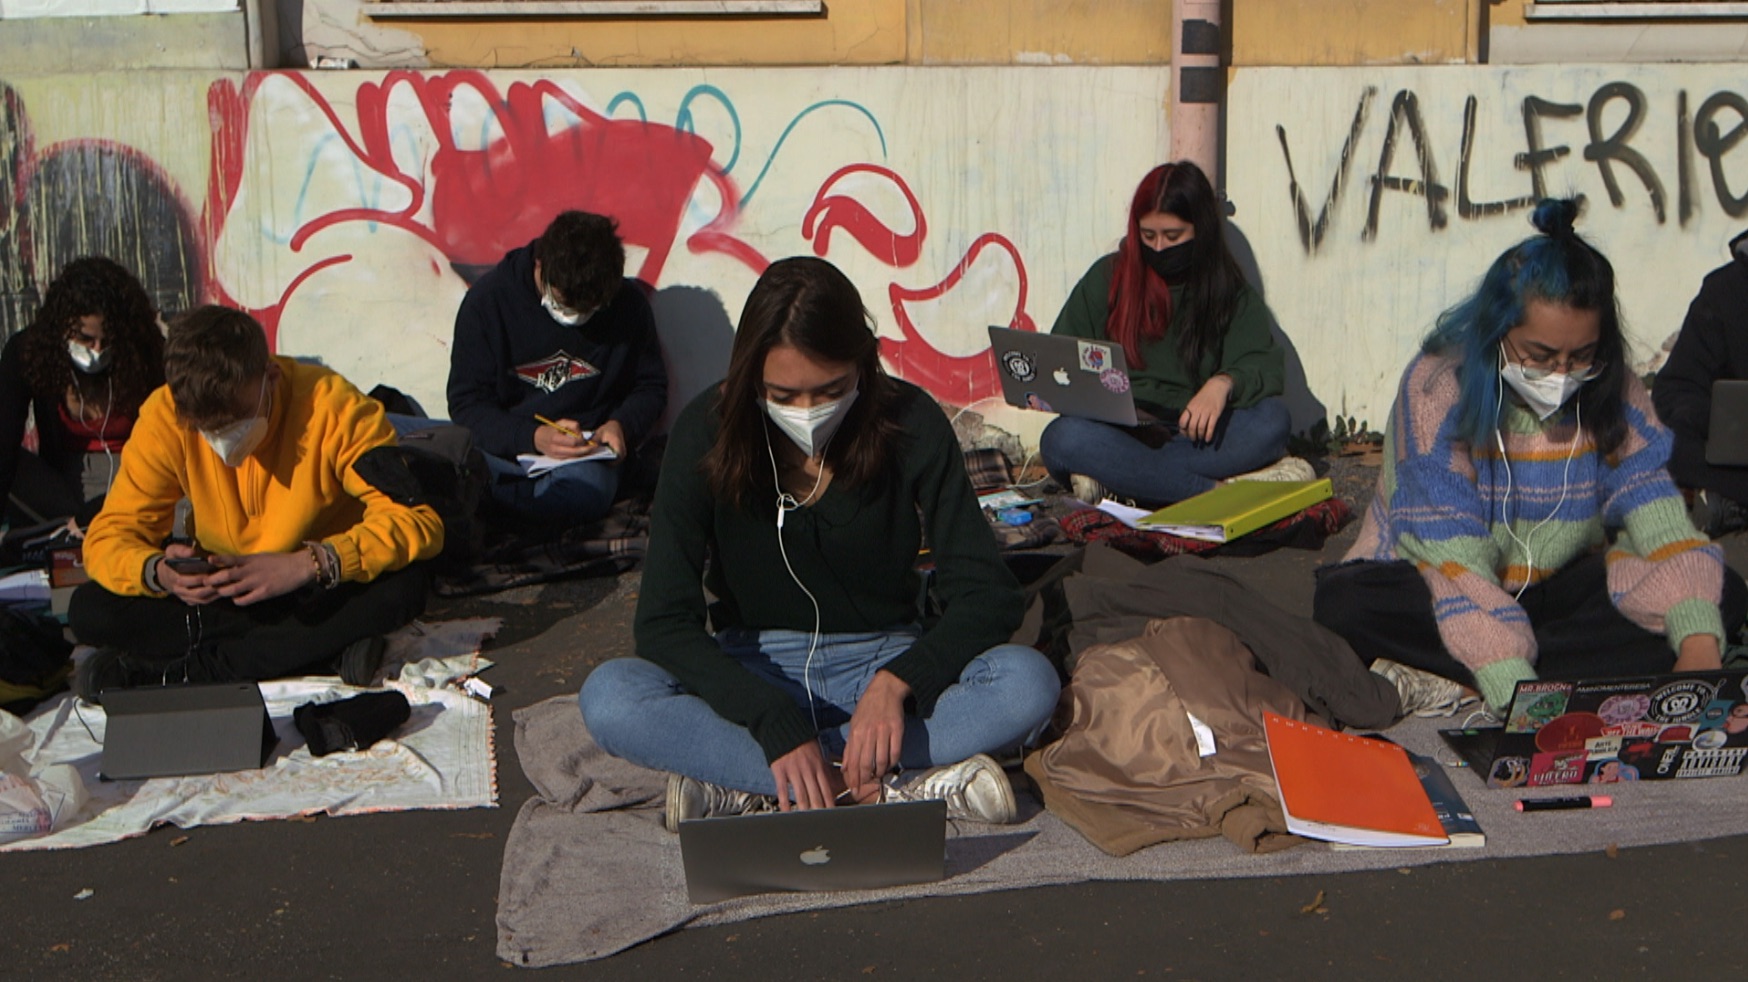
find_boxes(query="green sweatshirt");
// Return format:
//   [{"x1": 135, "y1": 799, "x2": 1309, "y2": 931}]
[
  {"x1": 1051, "y1": 254, "x2": 1284, "y2": 415},
  {"x1": 633, "y1": 380, "x2": 1025, "y2": 763}
]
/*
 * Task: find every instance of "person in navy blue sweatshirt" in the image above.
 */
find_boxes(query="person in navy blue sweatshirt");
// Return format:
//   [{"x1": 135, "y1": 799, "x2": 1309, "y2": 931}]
[{"x1": 447, "y1": 211, "x2": 667, "y2": 523}]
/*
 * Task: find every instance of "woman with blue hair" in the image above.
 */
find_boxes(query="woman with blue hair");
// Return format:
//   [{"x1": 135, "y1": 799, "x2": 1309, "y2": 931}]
[{"x1": 1313, "y1": 200, "x2": 1746, "y2": 716}]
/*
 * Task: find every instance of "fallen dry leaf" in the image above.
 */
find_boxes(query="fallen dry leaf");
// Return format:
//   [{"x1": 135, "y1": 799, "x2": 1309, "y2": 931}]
[
  {"x1": 1605, "y1": 843, "x2": 1619, "y2": 860},
  {"x1": 170, "y1": 836, "x2": 190, "y2": 847},
  {"x1": 1609, "y1": 909, "x2": 1626, "y2": 921},
  {"x1": 48, "y1": 943, "x2": 70, "y2": 954},
  {"x1": 1300, "y1": 890, "x2": 1328, "y2": 915}
]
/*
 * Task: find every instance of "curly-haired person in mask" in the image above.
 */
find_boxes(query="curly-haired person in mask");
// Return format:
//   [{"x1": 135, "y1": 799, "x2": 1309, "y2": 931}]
[
  {"x1": 69, "y1": 306, "x2": 443, "y2": 703},
  {"x1": 0, "y1": 256, "x2": 164, "y2": 526},
  {"x1": 1314, "y1": 201, "x2": 1747, "y2": 718}
]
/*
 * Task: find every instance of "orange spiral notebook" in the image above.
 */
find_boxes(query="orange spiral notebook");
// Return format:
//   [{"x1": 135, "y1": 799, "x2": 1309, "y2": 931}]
[{"x1": 1263, "y1": 712, "x2": 1448, "y2": 848}]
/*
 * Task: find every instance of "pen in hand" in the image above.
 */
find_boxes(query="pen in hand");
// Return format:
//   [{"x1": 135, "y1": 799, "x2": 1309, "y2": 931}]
[{"x1": 534, "y1": 414, "x2": 591, "y2": 443}]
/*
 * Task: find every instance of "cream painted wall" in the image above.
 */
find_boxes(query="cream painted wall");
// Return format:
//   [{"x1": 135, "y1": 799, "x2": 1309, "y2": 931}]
[
  {"x1": 1228, "y1": 64, "x2": 1748, "y2": 429},
  {"x1": 0, "y1": 68, "x2": 1170, "y2": 446}
]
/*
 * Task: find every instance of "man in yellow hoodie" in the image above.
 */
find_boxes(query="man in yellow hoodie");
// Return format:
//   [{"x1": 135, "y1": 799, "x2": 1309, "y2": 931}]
[{"x1": 69, "y1": 306, "x2": 444, "y2": 702}]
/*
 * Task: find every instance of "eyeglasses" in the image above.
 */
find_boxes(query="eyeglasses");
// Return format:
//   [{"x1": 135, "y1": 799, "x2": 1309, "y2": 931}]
[{"x1": 1503, "y1": 338, "x2": 1605, "y2": 383}]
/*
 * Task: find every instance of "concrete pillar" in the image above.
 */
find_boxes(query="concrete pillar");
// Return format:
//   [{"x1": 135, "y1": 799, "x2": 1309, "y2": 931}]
[{"x1": 1170, "y1": 0, "x2": 1223, "y2": 186}]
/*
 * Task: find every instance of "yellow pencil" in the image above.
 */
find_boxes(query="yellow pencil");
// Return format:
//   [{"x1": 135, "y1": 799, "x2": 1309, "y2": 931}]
[{"x1": 534, "y1": 414, "x2": 586, "y2": 440}]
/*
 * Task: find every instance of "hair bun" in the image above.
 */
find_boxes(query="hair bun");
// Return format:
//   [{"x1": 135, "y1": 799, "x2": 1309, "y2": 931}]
[{"x1": 1530, "y1": 198, "x2": 1581, "y2": 240}]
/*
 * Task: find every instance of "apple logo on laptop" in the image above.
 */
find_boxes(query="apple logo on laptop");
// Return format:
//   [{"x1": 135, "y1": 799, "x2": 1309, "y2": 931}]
[
  {"x1": 1052, "y1": 368, "x2": 1069, "y2": 386},
  {"x1": 799, "y1": 846, "x2": 831, "y2": 865}
]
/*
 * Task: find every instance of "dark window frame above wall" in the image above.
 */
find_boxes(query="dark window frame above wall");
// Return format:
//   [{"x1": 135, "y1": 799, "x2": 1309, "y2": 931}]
[
  {"x1": 365, "y1": 0, "x2": 822, "y2": 17},
  {"x1": 1526, "y1": 0, "x2": 1748, "y2": 19}
]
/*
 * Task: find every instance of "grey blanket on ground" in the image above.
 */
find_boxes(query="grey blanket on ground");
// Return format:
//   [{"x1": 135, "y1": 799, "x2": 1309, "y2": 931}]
[{"x1": 496, "y1": 694, "x2": 1748, "y2": 967}]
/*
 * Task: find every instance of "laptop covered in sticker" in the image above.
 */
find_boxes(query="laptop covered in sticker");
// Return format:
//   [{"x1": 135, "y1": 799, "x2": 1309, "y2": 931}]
[
  {"x1": 987, "y1": 327, "x2": 1138, "y2": 426},
  {"x1": 1439, "y1": 670, "x2": 1748, "y2": 789}
]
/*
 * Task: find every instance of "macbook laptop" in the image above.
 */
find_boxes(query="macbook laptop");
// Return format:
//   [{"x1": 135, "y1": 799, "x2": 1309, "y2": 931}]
[
  {"x1": 988, "y1": 327, "x2": 1138, "y2": 426},
  {"x1": 1440, "y1": 670, "x2": 1748, "y2": 788},
  {"x1": 1705, "y1": 379, "x2": 1748, "y2": 466},
  {"x1": 678, "y1": 800, "x2": 947, "y2": 904}
]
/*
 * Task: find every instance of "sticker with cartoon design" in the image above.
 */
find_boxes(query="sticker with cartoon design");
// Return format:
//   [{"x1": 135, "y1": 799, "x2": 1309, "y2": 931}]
[
  {"x1": 1597, "y1": 693, "x2": 1650, "y2": 726},
  {"x1": 1000, "y1": 350, "x2": 1036, "y2": 383},
  {"x1": 1023, "y1": 392, "x2": 1054, "y2": 413},
  {"x1": 1100, "y1": 368, "x2": 1131, "y2": 394},
  {"x1": 1077, "y1": 340, "x2": 1112, "y2": 373}
]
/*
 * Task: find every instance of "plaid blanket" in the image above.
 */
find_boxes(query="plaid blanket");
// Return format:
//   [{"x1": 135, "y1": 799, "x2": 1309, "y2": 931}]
[
  {"x1": 1058, "y1": 498, "x2": 1352, "y2": 560},
  {"x1": 434, "y1": 501, "x2": 649, "y2": 597}
]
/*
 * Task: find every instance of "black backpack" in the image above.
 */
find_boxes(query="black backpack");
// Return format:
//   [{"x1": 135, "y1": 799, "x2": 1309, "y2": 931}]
[
  {"x1": 354, "y1": 424, "x2": 489, "y2": 566},
  {"x1": 0, "y1": 605, "x2": 74, "y2": 712}
]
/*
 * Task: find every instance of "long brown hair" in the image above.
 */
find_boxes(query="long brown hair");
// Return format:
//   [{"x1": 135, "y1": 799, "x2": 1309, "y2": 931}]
[
  {"x1": 1106, "y1": 161, "x2": 1246, "y2": 383},
  {"x1": 19, "y1": 256, "x2": 164, "y2": 416},
  {"x1": 702, "y1": 257, "x2": 901, "y2": 507}
]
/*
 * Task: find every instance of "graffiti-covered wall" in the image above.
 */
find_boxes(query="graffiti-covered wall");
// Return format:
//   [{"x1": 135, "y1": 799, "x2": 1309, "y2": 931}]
[
  {"x1": 0, "y1": 67, "x2": 1170, "y2": 440},
  {"x1": 1229, "y1": 65, "x2": 1748, "y2": 429}
]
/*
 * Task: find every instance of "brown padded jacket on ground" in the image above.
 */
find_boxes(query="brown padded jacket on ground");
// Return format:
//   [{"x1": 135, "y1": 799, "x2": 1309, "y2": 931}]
[{"x1": 1025, "y1": 616, "x2": 1317, "y2": 857}]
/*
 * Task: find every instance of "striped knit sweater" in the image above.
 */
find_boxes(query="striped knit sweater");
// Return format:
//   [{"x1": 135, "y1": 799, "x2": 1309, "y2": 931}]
[{"x1": 1345, "y1": 351, "x2": 1726, "y2": 709}]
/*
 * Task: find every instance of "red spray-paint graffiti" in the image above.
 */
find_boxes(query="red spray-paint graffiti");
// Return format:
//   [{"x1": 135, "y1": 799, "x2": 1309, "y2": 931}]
[
  {"x1": 198, "y1": 71, "x2": 1029, "y2": 406},
  {"x1": 803, "y1": 163, "x2": 1031, "y2": 405},
  {"x1": 203, "y1": 71, "x2": 769, "y2": 347}
]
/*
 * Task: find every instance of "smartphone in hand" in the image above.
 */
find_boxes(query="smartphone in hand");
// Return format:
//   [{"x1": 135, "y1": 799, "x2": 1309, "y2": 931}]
[{"x1": 164, "y1": 553, "x2": 217, "y2": 575}]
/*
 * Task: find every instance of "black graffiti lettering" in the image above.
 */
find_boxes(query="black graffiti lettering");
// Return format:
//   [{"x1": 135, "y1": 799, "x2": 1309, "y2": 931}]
[
  {"x1": 1583, "y1": 82, "x2": 1666, "y2": 223},
  {"x1": 1678, "y1": 89, "x2": 1696, "y2": 225},
  {"x1": 1517, "y1": 96, "x2": 1580, "y2": 201},
  {"x1": 1695, "y1": 90, "x2": 1748, "y2": 218},
  {"x1": 1458, "y1": 95, "x2": 1536, "y2": 220},
  {"x1": 1365, "y1": 90, "x2": 1449, "y2": 241},
  {"x1": 1276, "y1": 87, "x2": 1375, "y2": 254}
]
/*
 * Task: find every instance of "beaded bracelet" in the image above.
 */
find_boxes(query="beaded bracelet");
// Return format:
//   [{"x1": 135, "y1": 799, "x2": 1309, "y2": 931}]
[{"x1": 304, "y1": 540, "x2": 341, "y2": 590}]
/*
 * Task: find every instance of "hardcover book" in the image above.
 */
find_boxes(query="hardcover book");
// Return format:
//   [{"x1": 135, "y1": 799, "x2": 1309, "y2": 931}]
[{"x1": 1263, "y1": 712, "x2": 1448, "y2": 848}]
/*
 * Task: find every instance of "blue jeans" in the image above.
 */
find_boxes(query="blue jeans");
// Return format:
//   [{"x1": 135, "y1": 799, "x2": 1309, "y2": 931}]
[
  {"x1": 1039, "y1": 396, "x2": 1291, "y2": 504},
  {"x1": 388, "y1": 413, "x2": 618, "y2": 524},
  {"x1": 577, "y1": 629, "x2": 1061, "y2": 795}
]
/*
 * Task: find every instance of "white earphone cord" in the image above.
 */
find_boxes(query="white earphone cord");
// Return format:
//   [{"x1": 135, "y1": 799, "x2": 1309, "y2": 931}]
[
  {"x1": 766, "y1": 421, "x2": 835, "y2": 736},
  {"x1": 71, "y1": 373, "x2": 118, "y2": 502},
  {"x1": 1496, "y1": 392, "x2": 1580, "y2": 601}
]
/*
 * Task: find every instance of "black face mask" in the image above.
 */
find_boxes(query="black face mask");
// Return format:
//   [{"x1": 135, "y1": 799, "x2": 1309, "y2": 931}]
[{"x1": 1143, "y1": 240, "x2": 1194, "y2": 285}]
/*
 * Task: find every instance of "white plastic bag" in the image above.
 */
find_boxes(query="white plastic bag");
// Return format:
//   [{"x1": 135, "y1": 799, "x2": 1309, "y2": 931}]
[{"x1": 0, "y1": 711, "x2": 86, "y2": 844}]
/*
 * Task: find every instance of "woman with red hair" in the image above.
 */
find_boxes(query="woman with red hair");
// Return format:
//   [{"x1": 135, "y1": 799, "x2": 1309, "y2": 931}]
[{"x1": 1040, "y1": 161, "x2": 1300, "y2": 505}]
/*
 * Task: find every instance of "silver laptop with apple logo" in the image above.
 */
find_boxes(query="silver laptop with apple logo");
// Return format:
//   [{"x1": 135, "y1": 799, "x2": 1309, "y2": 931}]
[{"x1": 678, "y1": 800, "x2": 947, "y2": 904}]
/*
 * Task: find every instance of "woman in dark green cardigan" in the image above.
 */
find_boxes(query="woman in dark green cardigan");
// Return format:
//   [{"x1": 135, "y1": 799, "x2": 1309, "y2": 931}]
[
  {"x1": 579, "y1": 257, "x2": 1059, "y2": 830},
  {"x1": 1041, "y1": 161, "x2": 1296, "y2": 505}
]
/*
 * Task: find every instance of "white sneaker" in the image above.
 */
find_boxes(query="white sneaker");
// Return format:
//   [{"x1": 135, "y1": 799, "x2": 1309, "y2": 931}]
[
  {"x1": 1069, "y1": 474, "x2": 1106, "y2": 504},
  {"x1": 882, "y1": 754, "x2": 1017, "y2": 824},
  {"x1": 1370, "y1": 658, "x2": 1480, "y2": 718},
  {"x1": 663, "y1": 773, "x2": 777, "y2": 833},
  {"x1": 1227, "y1": 456, "x2": 1316, "y2": 483}
]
